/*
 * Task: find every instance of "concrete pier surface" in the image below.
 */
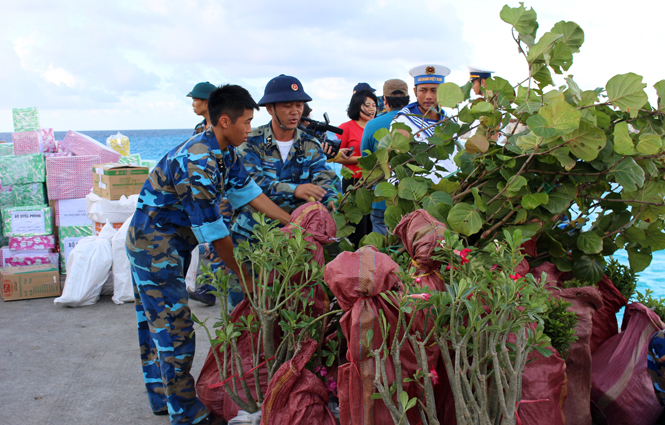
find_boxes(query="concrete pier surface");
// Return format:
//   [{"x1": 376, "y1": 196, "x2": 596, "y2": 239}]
[{"x1": 0, "y1": 295, "x2": 218, "y2": 425}]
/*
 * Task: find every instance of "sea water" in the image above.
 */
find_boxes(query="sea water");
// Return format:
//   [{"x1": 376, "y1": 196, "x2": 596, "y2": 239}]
[{"x1": 0, "y1": 128, "x2": 662, "y2": 316}]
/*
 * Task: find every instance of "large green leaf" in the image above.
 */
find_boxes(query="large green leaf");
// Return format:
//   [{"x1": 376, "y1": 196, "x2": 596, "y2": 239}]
[
  {"x1": 551, "y1": 147, "x2": 576, "y2": 171},
  {"x1": 375, "y1": 182, "x2": 397, "y2": 198},
  {"x1": 610, "y1": 158, "x2": 645, "y2": 191},
  {"x1": 576, "y1": 232, "x2": 603, "y2": 254},
  {"x1": 448, "y1": 203, "x2": 483, "y2": 236},
  {"x1": 547, "y1": 42, "x2": 573, "y2": 74},
  {"x1": 466, "y1": 134, "x2": 489, "y2": 153},
  {"x1": 526, "y1": 32, "x2": 563, "y2": 64},
  {"x1": 627, "y1": 247, "x2": 652, "y2": 272},
  {"x1": 636, "y1": 133, "x2": 662, "y2": 155},
  {"x1": 521, "y1": 193, "x2": 549, "y2": 210},
  {"x1": 526, "y1": 114, "x2": 557, "y2": 138},
  {"x1": 360, "y1": 232, "x2": 386, "y2": 249},
  {"x1": 398, "y1": 178, "x2": 428, "y2": 201},
  {"x1": 572, "y1": 255, "x2": 604, "y2": 283},
  {"x1": 543, "y1": 183, "x2": 576, "y2": 214},
  {"x1": 516, "y1": 132, "x2": 540, "y2": 151},
  {"x1": 563, "y1": 121, "x2": 607, "y2": 161},
  {"x1": 470, "y1": 187, "x2": 487, "y2": 212},
  {"x1": 355, "y1": 188, "x2": 374, "y2": 213},
  {"x1": 541, "y1": 100, "x2": 581, "y2": 134},
  {"x1": 654, "y1": 80, "x2": 665, "y2": 110},
  {"x1": 613, "y1": 122, "x2": 636, "y2": 155},
  {"x1": 384, "y1": 206, "x2": 404, "y2": 230},
  {"x1": 606, "y1": 73, "x2": 648, "y2": 118},
  {"x1": 500, "y1": 4, "x2": 538, "y2": 36},
  {"x1": 422, "y1": 191, "x2": 453, "y2": 210},
  {"x1": 342, "y1": 204, "x2": 363, "y2": 224},
  {"x1": 437, "y1": 82, "x2": 464, "y2": 108},
  {"x1": 390, "y1": 131, "x2": 411, "y2": 153},
  {"x1": 506, "y1": 175, "x2": 528, "y2": 195},
  {"x1": 551, "y1": 20, "x2": 585, "y2": 53},
  {"x1": 471, "y1": 101, "x2": 495, "y2": 116}
]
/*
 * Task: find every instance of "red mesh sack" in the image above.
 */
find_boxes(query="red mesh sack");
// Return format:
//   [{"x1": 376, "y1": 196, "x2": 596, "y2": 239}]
[
  {"x1": 196, "y1": 300, "x2": 273, "y2": 419},
  {"x1": 590, "y1": 303, "x2": 665, "y2": 425},
  {"x1": 393, "y1": 209, "x2": 446, "y2": 291},
  {"x1": 589, "y1": 275, "x2": 628, "y2": 354},
  {"x1": 549, "y1": 286, "x2": 603, "y2": 425},
  {"x1": 326, "y1": 245, "x2": 423, "y2": 425},
  {"x1": 518, "y1": 348, "x2": 568, "y2": 425},
  {"x1": 196, "y1": 202, "x2": 334, "y2": 419},
  {"x1": 261, "y1": 339, "x2": 336, "y2": 425}
]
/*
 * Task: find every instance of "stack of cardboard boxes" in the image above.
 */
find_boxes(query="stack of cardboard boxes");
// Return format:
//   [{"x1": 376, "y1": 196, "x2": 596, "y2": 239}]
[{"x1": 1, "y1": 107, "x2": 149, "y2": 302}]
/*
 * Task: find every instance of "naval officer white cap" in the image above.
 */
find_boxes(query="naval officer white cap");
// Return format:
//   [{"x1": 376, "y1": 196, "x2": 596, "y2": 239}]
[{"x1": 409, "y1": 64, "x2": 451, "y2": 86}]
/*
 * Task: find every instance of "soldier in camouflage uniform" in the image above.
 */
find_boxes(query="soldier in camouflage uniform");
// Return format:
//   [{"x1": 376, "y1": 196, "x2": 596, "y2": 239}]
[
  {"x1": 231, "y1": 74, "x2": 342, "y2": 244},
  {"x1": 648, "y1": 329, "x2": 665, "y2": 405},
  {"x1": 126, "y1": 84, "x2": 291, "y2": 425}
]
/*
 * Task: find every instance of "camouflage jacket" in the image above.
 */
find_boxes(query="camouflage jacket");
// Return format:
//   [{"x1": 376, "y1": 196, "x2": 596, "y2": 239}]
[
  {"x1": 130, "y1": 127, "x2": 262, "y2": 252},
  {"x1": 231, "y1": 122, "x2": 341, "y2": 241}
]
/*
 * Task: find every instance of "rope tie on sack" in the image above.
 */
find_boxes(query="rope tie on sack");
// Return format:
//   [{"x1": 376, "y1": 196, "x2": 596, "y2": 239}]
[{"x1": 515, "y1": 399, "x2": 549, "y2": 425}]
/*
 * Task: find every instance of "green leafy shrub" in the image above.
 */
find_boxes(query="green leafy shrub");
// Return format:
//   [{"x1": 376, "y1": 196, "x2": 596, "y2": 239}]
[
  {"x1": 635, "y1": 289, "x2": 665, "y2": 322},
  {"x1": 542, "y1": 298, "x2": 579, "y2": 359},
  {"x1": 605, "y1": 258, "x2": 638, "y2": 301}
]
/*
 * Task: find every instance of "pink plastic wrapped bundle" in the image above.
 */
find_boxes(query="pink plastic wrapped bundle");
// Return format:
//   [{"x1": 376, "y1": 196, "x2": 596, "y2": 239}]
[
  {"x1": 326, "y1": 246, "x2": 425, "y2": 425},
  {"x1": 12, "y1": 131, "x2": 41, "y2": 155},
  {"x1": 262, "y1": 339, "x2": 336, "y2": 425},
  {"x1": 46, "y1": 155, "x2": 100, "y2": 200},
  {"x1": 41, "y1": 129, "x2": 57, "y2": 153},
  {"x1": 6, "y1": 254, "x2": 52, "y2": 267},
  {"x1": 393, "y1": 209, "x2": 446, "y2": 291},
  {"x1": 9, "y1": 235, "x2": 56, "y2": 250},
  {"x1": 591, "y1": 303, "x2": 665, "y2": 424},
  {"x1": 61, "y1": 131, "x2": 120, "y2": 163}
]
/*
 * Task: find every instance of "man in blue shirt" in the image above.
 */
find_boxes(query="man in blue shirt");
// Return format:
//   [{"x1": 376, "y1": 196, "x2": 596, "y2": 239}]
[
  {"x1": 126, "y1": 84, "x2": 290, "y2": 425},
  {"x1": 360, "y1": 79, "x2": 410, "y2": 235}
]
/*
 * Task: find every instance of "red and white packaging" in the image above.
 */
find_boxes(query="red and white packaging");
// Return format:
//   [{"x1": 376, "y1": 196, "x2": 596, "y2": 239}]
[
  {"x1": 12, "y1": 131, "x2": 42, "y2": 155},
  {"x1": 9, "y1": 235, "x2": 56, "y2": 251},
  {"x1": 61, "y1": 131, "x2": 121, "y2": 163},
  {"x1": 41, "y1": 129, "x2": 57, "y2": 153},
  {"x1": 46, "y1": 155, "x2": 100, "y2": 200}
]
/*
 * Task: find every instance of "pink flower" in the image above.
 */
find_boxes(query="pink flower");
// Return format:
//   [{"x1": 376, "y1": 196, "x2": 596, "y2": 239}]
[
  {"x1": 428, "y1": 368, "x2": 439, "y2": 385},
  {"x1": 509, "y1": 273, "x2": 522, "y2": 281},
  {"x1": 458, "y1": 248, "x2": 472, "y2": 264},
  {"x1": 490, "y1": 264, "x2": 499, "y2": 272},
  {"x1": 325, "y1": 380, "x2": 337, "y2": 392},
  {"x1": 410, "y1": 293, "x2": 431, "y2": 301},
  {"x1": 415, "y1": 278, "x2": 421, "y2": 283}
]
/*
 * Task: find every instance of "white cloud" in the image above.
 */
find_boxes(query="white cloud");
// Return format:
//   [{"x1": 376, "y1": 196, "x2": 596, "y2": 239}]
[
  {"x1": 0, "y1": 0, "x2": 663, "y2": 131},
  {"x1": 42, "y1": 65, "x2": 78, "y2": 87}
]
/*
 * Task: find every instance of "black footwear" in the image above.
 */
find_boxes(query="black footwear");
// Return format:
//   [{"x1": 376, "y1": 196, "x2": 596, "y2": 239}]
[
  {"x1": 188, "y1": 287, "x2": 216, "y2": 306},
  {"x1": 152, "y1": 410, "x2": 168, "y2": 416}
]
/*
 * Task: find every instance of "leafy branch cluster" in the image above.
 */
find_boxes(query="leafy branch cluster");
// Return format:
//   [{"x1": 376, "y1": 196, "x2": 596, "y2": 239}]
[{"x1": 332, "y1": 2, "x2": 665, "y2": 288}]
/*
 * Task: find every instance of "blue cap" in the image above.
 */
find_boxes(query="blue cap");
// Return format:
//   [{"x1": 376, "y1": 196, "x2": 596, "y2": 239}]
[
  {"x1": 469, "y1": 66, "x2": 494, "y2": 80},
  {"x1": 353, "y1": 82, "x2": 375, "y2": 93},
  {"x1": 186, "y1": 82, "x2": 216, "y2": 99},
  {"x1": 409, "y1": 64, "x2": 451, "y2": 86},
  {"x1": 258, "y1": 75, "x2": 312, "y2": 106}
]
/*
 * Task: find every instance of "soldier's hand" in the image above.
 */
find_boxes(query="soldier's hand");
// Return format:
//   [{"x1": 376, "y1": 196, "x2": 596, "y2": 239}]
[
  {"x1": 327, "y1": 201, "x2": 337, "y2": 212},
  {"x1": 295, "y1": 183, "x2": 326, "y2": 202},
  {"x1": 338, "y1": 148, "x2": 352, "y2": 160},
  {"x1": 323, "y1": 142, "x2": 334, "y2": 157}
]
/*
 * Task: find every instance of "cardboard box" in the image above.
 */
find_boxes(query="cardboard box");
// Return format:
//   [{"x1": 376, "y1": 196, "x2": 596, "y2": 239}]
[
  {"x1": 92, "y1": 163, "x2": 149, "y2": 200},
  {"x1": 1, "y1": 265, "x2": 60, "y2": 301}
]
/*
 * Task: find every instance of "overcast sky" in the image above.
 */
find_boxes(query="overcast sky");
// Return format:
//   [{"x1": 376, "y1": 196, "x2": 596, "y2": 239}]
[{"x1": 1, "y1": 0, "x2": 662, "y2": 133}]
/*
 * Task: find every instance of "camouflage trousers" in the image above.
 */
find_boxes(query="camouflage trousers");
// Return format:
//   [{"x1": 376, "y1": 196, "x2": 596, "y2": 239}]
[
  {"x1": 126, "y1": 226, "x2": 210, "y2": 425},
  {"x1": 648, "y1": 329, "x2": 665, "y2": 406}
]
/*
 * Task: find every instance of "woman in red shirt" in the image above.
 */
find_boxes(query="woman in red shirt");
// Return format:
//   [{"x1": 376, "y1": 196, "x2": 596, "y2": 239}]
[{"x1": 336, "y1": 89, "x2": 378, "y2": 246}]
